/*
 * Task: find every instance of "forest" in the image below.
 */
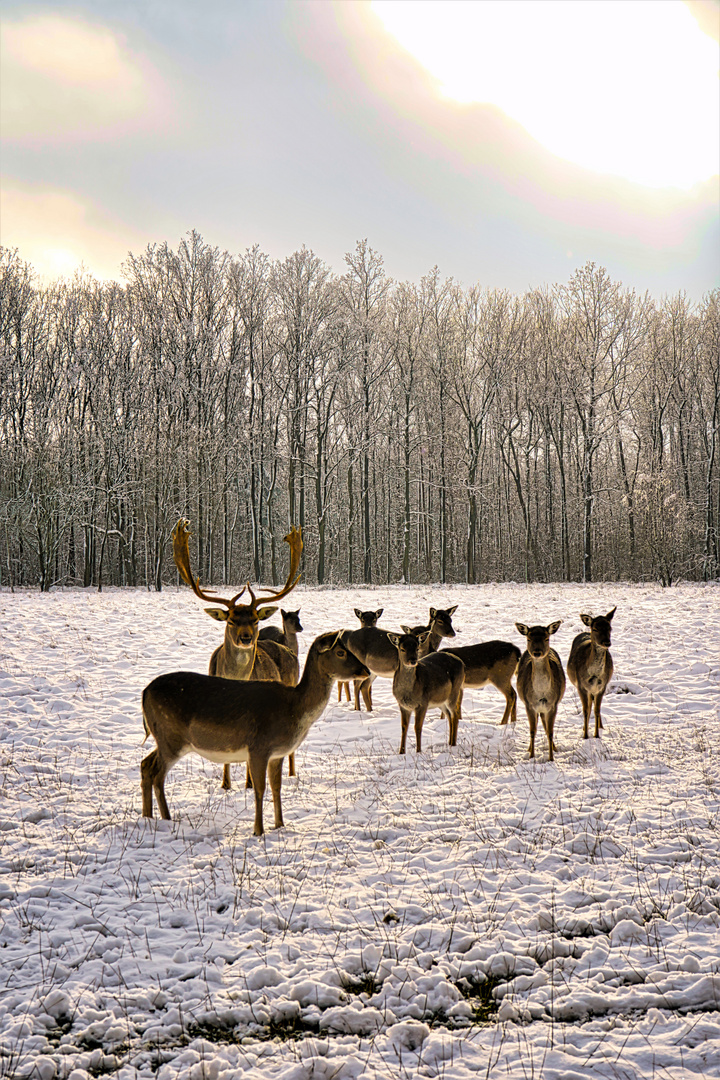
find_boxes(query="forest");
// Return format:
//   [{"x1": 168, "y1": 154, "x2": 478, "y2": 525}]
[{"x1": 1, "y1": 233, "x2": 718, "y2": 590}]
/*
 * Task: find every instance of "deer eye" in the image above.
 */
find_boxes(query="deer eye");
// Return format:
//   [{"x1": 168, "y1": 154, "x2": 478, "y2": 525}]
[{"x1": 336, "y1": 648, "x2": 347, "y2": 658}]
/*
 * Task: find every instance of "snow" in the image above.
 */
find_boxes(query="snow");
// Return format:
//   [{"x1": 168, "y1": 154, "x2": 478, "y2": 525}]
[{"x1": 0, "y1": 581, "x2": 718, "y2": 1080}]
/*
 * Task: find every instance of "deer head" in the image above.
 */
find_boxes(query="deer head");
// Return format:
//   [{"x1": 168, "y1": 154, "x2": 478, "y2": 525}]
[
  {"x1": 515, "y1": 621, "x2": 562, "y2": 660},
  {"x1": 579, "y1": 607, "x2": 616, "y2": 650},
  {"x1": 172, "y1": 519, "x2": 303, "y2": 653}
]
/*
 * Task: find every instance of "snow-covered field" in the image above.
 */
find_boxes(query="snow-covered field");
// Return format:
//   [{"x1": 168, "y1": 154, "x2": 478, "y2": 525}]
[{"x1": 1, "y1": 581, "x2": 718, "y2": 1080}]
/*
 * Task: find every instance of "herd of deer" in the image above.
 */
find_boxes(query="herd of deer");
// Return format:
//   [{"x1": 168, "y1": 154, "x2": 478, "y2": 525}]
[{"x1": 141, "y1": 522, "x2": 617, "y2": 836}]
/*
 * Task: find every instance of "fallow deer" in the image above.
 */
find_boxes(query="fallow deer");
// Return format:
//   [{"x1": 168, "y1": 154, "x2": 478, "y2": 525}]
[
  {"x1": 439, "y1": 639, "x2": 521, "y2": 725},
  {"x1": 172, "y1": 519, "x2": 302, "y2": 789},
  {"x1": 408, "y1": 606, "x2": 458, "y2": 658},
  {"x1": 141, "y1": 632, "x2": 369, "y2": 835},
  {"x1": 567, "y1": 607, "x2": 616, "y2": 739},
  {"x1": 515, "y1": 621, "x2": 565, "y2": 762},
  {"x1": 338, "y1": 609, "x2": 383, "y2": 705},
  {"x1": 387, "y1": 631, "x2": 465, "y2": 754},
  {"x1": 259, "y1": 609, "x2": 304, "y2": 659},
  {"x1": 344, "y1": 611, "x2": 404, "y2": 712}
]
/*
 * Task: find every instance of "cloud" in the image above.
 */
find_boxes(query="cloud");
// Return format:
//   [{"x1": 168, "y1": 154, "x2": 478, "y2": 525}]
[
  {"x1": 0, "y1": 181, "x2": 148, "y2": 281},
  {"x1": 1, "y1": 15, "x2": 169, "y2": 142}
]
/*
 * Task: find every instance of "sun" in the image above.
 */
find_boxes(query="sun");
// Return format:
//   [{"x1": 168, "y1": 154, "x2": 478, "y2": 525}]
[
  {"x1": 370, "y1": 0, "x2": 719, "y2": 189},
  {"x1": 43, "y1": 248, "x2": 82, "y2": 278}
]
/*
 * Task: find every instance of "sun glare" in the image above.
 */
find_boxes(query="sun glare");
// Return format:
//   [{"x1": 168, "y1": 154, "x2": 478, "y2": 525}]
[
  {"x1": 370, "y1": 0, "x2": 719, "y2": 189},
  {"x1": 44, "y1": 248, "x2": 82, "y2": 278}
]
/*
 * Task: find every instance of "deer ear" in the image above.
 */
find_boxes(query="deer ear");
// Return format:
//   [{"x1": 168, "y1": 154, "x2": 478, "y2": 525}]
[
  {"x1": 375, "y1": 608, "x2": 383, "y2": 618},
  {"x1": 388, "y1": 633, "x2": 400, "y2": 647},
  {"x1": 256, "y1": 605, "x2": 278, "y2": 622},
  {"x1": 354, "y1": 608, "x2": 363, "y2": 619},
  {"x1": 204, "y1": 608, "x2": 229, "y2": 623},
  {"x1": 548, "y1": 620, "x2": 562, "y2": 635},
  {"x1": 515, "y1": 623, "x2": 529, "y2": 636},
  {"x1": 429, "y1": 608, "x2": 437, "y2": 618},
  {"x1": 605, "y1": 607, "x2": 617, "y2": 621},
  {"x1": 580, "y1": 613, "x2": 593, "y2": 627},
  {"x1": 447, "y1": 605, "x2": 458, "y2": 616},
  {"x1": 401, "y1": 625, "x2": 414, "y2": 635},
  {"x1": 419, "y1": 630, "x2": 431, "y2": 643}
]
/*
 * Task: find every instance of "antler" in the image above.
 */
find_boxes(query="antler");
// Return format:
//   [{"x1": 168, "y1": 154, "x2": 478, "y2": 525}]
[
  {"x1": 172, "y1": 519, "x2": 245, "y2": 609},
  {"x1": 247, "y1": 526, "x2": 303, "y2": 609}
]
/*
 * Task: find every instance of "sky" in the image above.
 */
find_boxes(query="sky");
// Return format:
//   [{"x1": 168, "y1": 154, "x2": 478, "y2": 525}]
[{"x1": 1, "y1": 0, "x2": 718, "y2": 299}]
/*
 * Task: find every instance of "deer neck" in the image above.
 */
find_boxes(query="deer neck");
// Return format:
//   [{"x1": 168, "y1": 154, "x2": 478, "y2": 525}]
[
  {"x1": 294, "y1": 646, "x2": 336, "y2": 723},
  {"x1": 586, "y1": 638, "x2": 608, "y2": 676},
  {"x1": 393, "y1": 657, "x2": 419, "y2": 701},
  {"x1": 528, "y1": 651, "x2": 558, "y2": 696},
  {"x1": 221, "y1": 632, "x2": 258, "y2": 680},
  {"x1": 417, "y1": 630, "x2": 439, "y2": 658}
]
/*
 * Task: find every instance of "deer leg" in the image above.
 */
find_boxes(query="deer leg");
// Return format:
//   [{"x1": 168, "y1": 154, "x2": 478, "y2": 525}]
[
  {"x1": 268, "y1": 757, "x2": 284, "y2": 829},
  {"x1": 248, "y1": 754, "x2": 269, "y2": 836},
  {"x1": 141, "y1": 750, "x2": 158, "y2": 818},
  {"x1": 457, "y1": 687, "x2": 464, "y2": 721},
  {"x1": 526, "y1": 708, "x2": 538, "y2": 759},
  {"x1": 447, "y1": 707, "x2": 460, "y2": 747},
  {"x1": 578, "y1": 687, "x2": 592, "y2": 739},
  {"x1": 141, "y1": 749, "x2": 172, "y2": 820},
  {"x1": 499, "y1": 683, "x2": 516, "y2": 725},
  {"x1": 222, "y1": 764, "x2": 233, "y2": 791},
  {"x1": 356, "y1": 675, "x2": 374, "y2": 712},
  {"x1": 288, "y1": 752, "x2": 296, "y2": 777},
  {"x1": 543, "y1": 709, "x2": 557, "y2": 762},
  {"x1": 414, "y1": 705, "x2": 428, "y2": 753},
  {"x1": 398, "y1": 708, "x2": 411, "y2": 754},
  {"x1": 245, "y1": 764, "x2": 253, "y2": 790},
  {"x1": 593, "y1": 690, "x2": 605, "y2": 738}
]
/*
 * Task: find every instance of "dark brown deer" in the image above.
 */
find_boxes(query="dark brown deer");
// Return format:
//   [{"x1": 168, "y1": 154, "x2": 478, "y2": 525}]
[
  {"x1": 338, "y1": 609, "x2": 383, "y2": 705},
  {"x1": 172, "y1": 519, "x2": 302, "y2": 789},
  {"x1": 439, "y1": 640, "x2": 521, "y2": 725},
  {"x1": 141, "y1": 632, "x2": 369, "y2": 835},
  {"x1": 567, "y1": 607, "x2": 616, "y2": 739},
  {"x1": 408, "y1": 606, "x2": 458, "y2": 658},
  {"x1": 515, "y1": 621, "x2": 565, "y2": 762},
  {"x1": 387, "y1": 631, "x2": 465, "y2": 754}
]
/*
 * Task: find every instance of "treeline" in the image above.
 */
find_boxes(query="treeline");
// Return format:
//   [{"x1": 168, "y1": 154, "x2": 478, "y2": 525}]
[{"x1": 1, "y1": 234, "x2": 718, "y2": 591}]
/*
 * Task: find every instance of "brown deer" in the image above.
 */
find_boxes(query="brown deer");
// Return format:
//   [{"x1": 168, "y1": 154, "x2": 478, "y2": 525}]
[
  {"x1": 408, "y1": 606, "x2": 458, "y2": 658},
  {"x1": 439, "y1": 640, "x2": 521, "y2": 725},
  {"x1": 387, "y1": 631, "x2": 465, "y2": 754},
  {"x1": 338, "y1": 609, "x2": 383, "y2": 705},
  {"x1": 172, "y1": 519, "x2": 302, "y2": 789},
  {"x1": 344, "y1": 610, "x2": 407, "y2": 712},
  {"x1": 567, "y1": 608, "x2": 616, "y2": 739},
  {"x1": 515, "y1": 621, "x2": 565, "y2": 762},
  {"x1": 141, "y1": 632, "x2": 369, "y2": 835},
  {"x1": 259, "y1": 609, "x2": 304, "y2": 659}
]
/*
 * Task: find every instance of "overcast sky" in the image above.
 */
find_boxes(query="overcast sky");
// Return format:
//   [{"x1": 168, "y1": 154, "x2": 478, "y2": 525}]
[{"x1": 1, "y1": 0, "x2": 718, "y2": 299}]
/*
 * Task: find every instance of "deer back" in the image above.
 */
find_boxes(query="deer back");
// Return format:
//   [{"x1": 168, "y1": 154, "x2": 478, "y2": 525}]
[
  {"x1": 441, "y1": 640, "x2": 521, "y2": 688},
  {"x1": 258, "y1": 639, "x2": 300, "y2": 686},
  {"x1": 345, "y1": 626, "x2": 400, "y2": 677}
]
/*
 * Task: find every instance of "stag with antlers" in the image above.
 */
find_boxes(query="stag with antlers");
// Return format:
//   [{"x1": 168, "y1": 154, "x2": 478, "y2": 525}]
[{"x1": 172, "y1": 519, "x2": 303, "y2": 788}]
